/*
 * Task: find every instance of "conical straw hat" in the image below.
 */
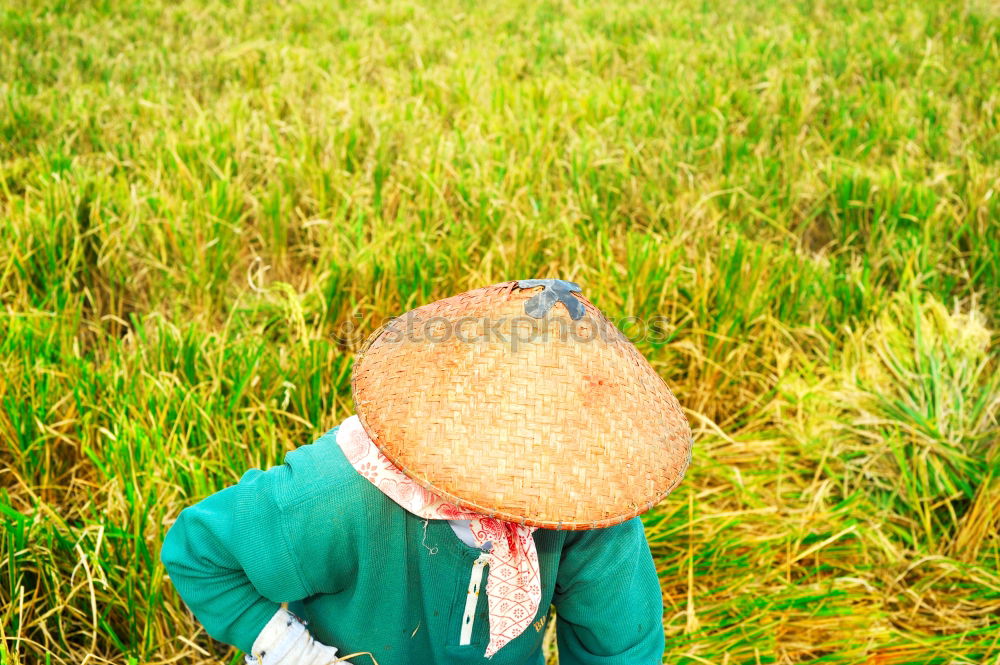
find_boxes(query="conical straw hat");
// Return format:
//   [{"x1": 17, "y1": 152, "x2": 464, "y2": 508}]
[{"x1": 351, "y1": 280, "x2": 692, "y2": 529}]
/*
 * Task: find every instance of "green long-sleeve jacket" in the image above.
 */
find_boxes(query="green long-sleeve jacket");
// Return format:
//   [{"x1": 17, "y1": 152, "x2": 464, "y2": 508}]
[{"x1": 160, "y1": 426, "x2": 665, "y2": 664}]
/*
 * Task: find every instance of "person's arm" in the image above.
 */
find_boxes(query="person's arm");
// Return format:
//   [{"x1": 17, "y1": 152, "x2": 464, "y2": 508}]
[
  {"x1": 161, "y1": 467, "x2": 305, "y2": 652},
  {"x1": 553, "y1": 517, "x2": 665, "y2": 665},
  {"x1": 160, "y1": 433, "x2": 356, "y2": 654}
]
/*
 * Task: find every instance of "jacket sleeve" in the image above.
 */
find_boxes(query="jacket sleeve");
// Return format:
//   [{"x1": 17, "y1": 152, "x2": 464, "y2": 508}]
[
  {"x1": 160, "y1": 431, "x2": 355, "y2": 653},
  {"x1": 160, "y1": 467, "x2": 307, "y2": 652},
  {"x1": 553, "y1": 517, "x2": 665, "y2": 665}
]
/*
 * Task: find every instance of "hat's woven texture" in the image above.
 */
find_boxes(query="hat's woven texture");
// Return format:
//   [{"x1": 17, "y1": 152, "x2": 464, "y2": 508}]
[{"x1": 351, "y1": 281, "x2": 692, "y2": 529}]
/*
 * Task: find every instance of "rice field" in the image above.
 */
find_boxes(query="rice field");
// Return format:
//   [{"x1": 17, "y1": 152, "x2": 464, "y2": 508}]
[{"x1": 1, "y1": 0, "x2": 999, "y2": 663}]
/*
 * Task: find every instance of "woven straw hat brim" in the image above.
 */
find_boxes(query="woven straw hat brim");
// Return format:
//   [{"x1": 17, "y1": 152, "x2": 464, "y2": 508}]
[{"x1": 351, "y1": 281, "x2": 692, "y2": 529}]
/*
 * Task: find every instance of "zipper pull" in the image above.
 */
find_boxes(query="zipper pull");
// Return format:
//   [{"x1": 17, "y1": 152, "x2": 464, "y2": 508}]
[{"x1": 459, "y1": 553, "x2": 489, "y2": 646}]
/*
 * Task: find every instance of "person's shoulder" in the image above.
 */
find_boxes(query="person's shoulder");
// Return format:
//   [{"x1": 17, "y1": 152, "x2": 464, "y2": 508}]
[
  {"x1": 562, "y1": 516, "x2": 646, "y2": 550},
  {"x1": 266, "y1": 425, "x2": 373, "y2": 509}
]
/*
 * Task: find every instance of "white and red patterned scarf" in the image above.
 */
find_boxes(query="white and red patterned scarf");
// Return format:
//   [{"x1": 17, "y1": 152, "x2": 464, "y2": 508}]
[{"x1": 336, "y1": 415, "x2": 541, "y2": 658}]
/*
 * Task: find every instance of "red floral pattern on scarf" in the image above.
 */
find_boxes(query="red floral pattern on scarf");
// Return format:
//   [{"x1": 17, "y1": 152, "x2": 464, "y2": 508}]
[{"x1": 336, "y1": 416, "x2": 541, "y2": 658}]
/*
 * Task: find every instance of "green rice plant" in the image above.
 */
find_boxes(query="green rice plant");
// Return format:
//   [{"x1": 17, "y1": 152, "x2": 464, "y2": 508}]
[
  {"x1": 1, "y1": 0, "x2": 998, "y2": 662},
  {"x1": 833, "y1": 296, "x2": 998, "y2": 548}
]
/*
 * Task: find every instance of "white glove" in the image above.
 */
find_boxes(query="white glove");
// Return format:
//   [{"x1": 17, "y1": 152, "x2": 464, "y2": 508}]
[{"x1": 244, "y1": 607, "x2": 352, "y2": 665}]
